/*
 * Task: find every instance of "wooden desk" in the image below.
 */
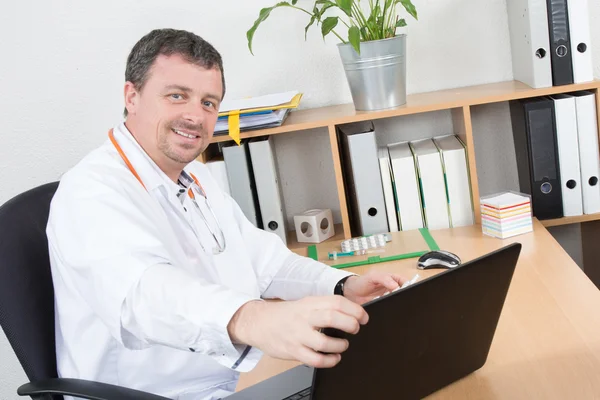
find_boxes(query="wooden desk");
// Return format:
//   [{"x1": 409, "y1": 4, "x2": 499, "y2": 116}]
[{"x1": 237, "y1": 220, "x2": 600, "y2": 399}]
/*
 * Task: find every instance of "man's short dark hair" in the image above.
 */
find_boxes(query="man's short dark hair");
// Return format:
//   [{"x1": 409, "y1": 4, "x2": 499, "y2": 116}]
[{"x1": 123, "y1": 28, "x2": 226, "y2": 117}]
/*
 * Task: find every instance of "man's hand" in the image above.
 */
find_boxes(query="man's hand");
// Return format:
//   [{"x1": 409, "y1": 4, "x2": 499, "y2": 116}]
[
  {"x1": 227, "y1": 296, "x2": 368, "y2": 368},
  {"x1": 342, "y1": 270, "x2": 406, "y2": 304}
]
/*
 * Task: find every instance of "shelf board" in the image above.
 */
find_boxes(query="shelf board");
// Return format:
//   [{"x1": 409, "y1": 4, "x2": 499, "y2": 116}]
[
  {"x1": 541, "y1": 213, "x2": 600, "y2": 228},
  {"x1": 211, "y1": 79, "x2": 600, "y2": 144},
  {"x1": 286, "y1": 223, "x2": 345, "y2": 254}
]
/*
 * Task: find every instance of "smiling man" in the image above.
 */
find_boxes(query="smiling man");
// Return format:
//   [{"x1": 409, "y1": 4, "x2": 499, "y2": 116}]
[{"x1": 46, "y1": 29, "x2": 405, "y2": 400}]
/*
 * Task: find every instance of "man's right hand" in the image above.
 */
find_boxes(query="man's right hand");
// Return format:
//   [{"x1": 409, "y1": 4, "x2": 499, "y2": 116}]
[{"x1": 227, "y1": 296, "x2": 369, "y2": 368}]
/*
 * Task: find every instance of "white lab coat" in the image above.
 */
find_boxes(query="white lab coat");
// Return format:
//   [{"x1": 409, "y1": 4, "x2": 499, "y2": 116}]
[{"x1": 46, "y1": 123, "x2": 352, "y2": 400}]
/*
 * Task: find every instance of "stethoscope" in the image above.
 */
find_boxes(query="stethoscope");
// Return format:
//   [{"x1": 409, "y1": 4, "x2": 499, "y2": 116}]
[{"x1": 108, "y1": 129, "x2": 226, "y2": 255}]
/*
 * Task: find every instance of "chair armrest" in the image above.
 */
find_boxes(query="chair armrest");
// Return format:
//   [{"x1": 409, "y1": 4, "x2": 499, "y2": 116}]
[{"x1": 18, "y1": 378, "x2": 171, "y2": 400}]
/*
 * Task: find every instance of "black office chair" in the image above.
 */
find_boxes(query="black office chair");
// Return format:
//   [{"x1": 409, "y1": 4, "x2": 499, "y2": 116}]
[{"x1": 0, "y1": 182, "x2": 169, "y2": 400}]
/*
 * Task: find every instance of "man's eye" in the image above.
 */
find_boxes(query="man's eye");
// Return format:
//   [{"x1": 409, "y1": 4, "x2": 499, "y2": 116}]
[
  {"x1": 170, "y1": 94, "x2": 183, "y2": 100},
  {"x1": 203, "y1": 101, "x2": 215, "y2": 108}
]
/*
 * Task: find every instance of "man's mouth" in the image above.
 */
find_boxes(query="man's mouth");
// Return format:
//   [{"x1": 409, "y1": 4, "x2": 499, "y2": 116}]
[{"x1": 172, "y1": 128, "x2": 200, "y2": 139}]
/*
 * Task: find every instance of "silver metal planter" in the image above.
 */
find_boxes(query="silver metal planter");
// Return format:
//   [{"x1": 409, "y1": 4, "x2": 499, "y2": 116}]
[{"x1": 337, "y1": 35, "x2": 407, "y2": 111}]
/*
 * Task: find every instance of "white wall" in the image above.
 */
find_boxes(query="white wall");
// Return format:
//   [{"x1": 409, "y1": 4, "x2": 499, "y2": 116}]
[{"x1": 1, "y1": 0, "x2": 599, "y2": 398}]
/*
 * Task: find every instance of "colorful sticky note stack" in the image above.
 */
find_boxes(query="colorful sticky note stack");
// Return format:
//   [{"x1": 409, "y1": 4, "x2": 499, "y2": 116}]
[{"x1": 481, "y1": 192, "x2": 533, "y2": 239}]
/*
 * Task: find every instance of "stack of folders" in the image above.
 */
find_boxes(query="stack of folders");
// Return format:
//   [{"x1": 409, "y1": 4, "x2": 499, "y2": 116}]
[
  {"x1": 506, "y1": 0, "x2": 594, "y2": 88},
  {"x1": 339, "y1": 120, "x2": 475, "y2": 236},
  {"x1": 510, "y1": 91, "x2": 600, "y2": 220},
  {"x1": 403, "y1": 135, "x2": 474, "y2": 231},
  {"x1": 215, "y1": 91, "x2": 302, "y2": 143},
  {"x1": 215, "y1": 108, "x2": 291, "y2": 134},
  {"x1": 481, "y1": 192, "x2": 533, "y2": 239}
]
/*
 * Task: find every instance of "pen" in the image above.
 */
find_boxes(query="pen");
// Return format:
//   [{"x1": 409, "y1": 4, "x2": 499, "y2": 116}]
[{"x1": 328, "y1": 248, "x2": 385, "y2": 260}]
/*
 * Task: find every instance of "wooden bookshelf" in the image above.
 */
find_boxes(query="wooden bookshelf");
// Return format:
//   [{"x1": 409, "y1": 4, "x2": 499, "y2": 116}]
[
  {"x1": 206, "y1": 79, "x2": 600, "y2": 245},
  {"x1": 541, "y1": 213, "x2": 600, "y2": 228},
  {"x1": 209, "y1": 80, "x2": 600, "y2": 144}
]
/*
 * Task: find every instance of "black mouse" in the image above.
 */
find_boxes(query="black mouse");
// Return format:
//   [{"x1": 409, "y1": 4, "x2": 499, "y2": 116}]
[{"x1": 417, "y1": 250, "x2": 461, "y2": 270}]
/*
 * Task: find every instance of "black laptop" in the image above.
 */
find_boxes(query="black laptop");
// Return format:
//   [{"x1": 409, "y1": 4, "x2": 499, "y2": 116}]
[{"x1": 228, "y1": 243, "x2": 522, "y2": 400}]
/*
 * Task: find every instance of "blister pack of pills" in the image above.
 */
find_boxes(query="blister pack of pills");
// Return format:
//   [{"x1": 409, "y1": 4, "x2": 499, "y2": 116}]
[{"x1": 340, "y1": 233, "x2": 388, "y2": 252}]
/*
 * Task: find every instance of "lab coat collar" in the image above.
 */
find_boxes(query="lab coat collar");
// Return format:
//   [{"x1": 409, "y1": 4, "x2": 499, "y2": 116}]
[{"x1": 112, "y1": 122, "x2": 195, "y2": 197}]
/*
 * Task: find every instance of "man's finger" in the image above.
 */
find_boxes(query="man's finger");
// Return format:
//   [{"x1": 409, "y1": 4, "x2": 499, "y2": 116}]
[
  {"x1": 309, "y1": 309, "x2": 360, "y2": 334},
  {"x1": 296, "y1": 345, "x2": 342, "y2": 369},
  {"x1": 304, "y1": 330, "x2": 350, "y2": 354},
  {"x1": 391, "y1": 273, "x2": 406, "y2": 285},
  {"x1": 378, "y1": 275, "x2": 402, "y2": 291},
  {"x1": 330, "y1": 296, "x2": 369, "y2": 324}
]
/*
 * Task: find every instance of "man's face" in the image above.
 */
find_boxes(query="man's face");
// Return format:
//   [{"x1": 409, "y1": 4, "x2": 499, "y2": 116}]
[{"x1": 124, "y1": 54, "x2": 222, "y2": 172}]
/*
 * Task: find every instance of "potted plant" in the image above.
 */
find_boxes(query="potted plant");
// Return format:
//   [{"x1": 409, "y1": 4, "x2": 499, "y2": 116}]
[{"x1": 247, "y1": 0, "x2": 418, "y2": 111}]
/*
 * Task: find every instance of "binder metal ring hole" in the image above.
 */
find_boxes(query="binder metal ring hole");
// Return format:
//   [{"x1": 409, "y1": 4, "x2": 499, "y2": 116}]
[
  {"x1": 566, "y1": 180, "x2": 577, "y2": 190},
  {"x1": 268, "y1": 221, "x2": 279, "y2": 231},
  {"x1": 320, "y1": 218, "x2": 329, "y2": 233},
  {"x1": 300, "y1": 222, "x2": 313, "y2": 237},
  {"x1": 540, "y1": 182, "x2": 552, "y2": 194},
  {"x1": 368, "y1": 207, "x2": 378, "y2": 217},
  {"x1": 577, "y1": 43, "x2": 587, "y2": 53},
  {"x1": 556, "y1": 45, "x2": 568, "y2": 58},
  {"x1": 590, "y1": 177, "x2": 599, "y2": 186},
  {"x1": 535, "y1": 48, "x2": 546, "y2": 59}
]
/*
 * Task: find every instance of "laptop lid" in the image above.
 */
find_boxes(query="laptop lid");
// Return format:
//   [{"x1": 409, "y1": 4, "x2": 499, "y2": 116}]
[{"x1": 312, "y1": 242, "x2": 521, "y2": 399}]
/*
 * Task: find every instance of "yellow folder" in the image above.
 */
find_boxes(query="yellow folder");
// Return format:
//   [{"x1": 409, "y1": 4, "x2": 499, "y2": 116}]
[{"x1": 217, "y1": 93, "x2": 302, "y2": 145}]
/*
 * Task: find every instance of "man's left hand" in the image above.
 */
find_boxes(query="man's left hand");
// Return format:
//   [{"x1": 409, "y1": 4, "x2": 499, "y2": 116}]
[{"x1": 342, "y1": 270, "x2": 406, "y2": 304}]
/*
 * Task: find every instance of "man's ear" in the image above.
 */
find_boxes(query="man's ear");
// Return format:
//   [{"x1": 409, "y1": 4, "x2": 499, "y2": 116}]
[{"x1": 124, "y1": 81, "x2": 139, "y2": 116}]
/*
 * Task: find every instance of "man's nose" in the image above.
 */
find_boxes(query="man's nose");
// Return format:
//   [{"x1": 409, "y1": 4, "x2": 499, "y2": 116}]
[{"x1": 182, "y1": 102, "x2": 206, "y2": 125}]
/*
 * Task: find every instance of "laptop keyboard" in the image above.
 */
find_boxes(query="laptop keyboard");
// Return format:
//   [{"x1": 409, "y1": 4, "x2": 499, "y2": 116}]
[{"x1": 283, "y1": 387, "x2": 311, "y2": 400}]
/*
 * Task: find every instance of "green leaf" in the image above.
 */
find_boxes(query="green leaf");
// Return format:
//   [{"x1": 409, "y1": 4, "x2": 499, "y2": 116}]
[
  {"x1": 313, "y1": 4, "x2": 321, "y2": 18},
  {"x1": 320, "y1": 2, "x2": 336, "y2": 14},
  {"x1": 348, "y1": 25, "x2": 361, "y2": 54},
  {"x1": 368, "y1": 4, "x2": 381, "y2": 24},
  {"x1": 292, "y1": 0, "x2": 298, "y2": 4},
  {"x1": 247, "y1": 2, "x2": 293, "y2": 55},
  {"x1": 395, "y1": 18, "x2": 406, "y2": 27},
  {"x1": 315, "y1": 1, "x2": 336, "y2": 18},
  {"x1": 308, "y1": 1, "x2": 337, "y2": 40},
  {"x1": 366, "y1": 17, "x2": 380, "y2": 39},
  {"x1": 360, "y1": 26, "x2": 368, "y2": 40},
  {"x1": 304, "y1": 4, "x2": 324, "y2": 40},
  {"x1": 335, "y1": 0, "x2": 353, "y2": 17},
  {"x1": 396, "y1": 0, "x2": 418, "y2": 20},
  {"x1": 321, "y1": 16, "x2": 339, "y2": 39},
  {"x1": 377, "y1": 16, "x2": 385, "y2": 36},
  {"x1": 305, "y1": 14, "x2": 318, "y2": 40},
  {"x1": 316, "y1": 0, "x2": 336, "y2": 5}
]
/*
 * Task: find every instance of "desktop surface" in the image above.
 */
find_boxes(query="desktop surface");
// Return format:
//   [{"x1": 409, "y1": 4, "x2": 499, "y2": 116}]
[{"x1": 237, "y1": 220, "x2": 600, "y2": 399}]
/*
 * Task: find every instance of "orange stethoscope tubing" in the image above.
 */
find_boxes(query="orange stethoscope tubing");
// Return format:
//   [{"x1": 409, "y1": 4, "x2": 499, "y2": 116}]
[{"x1": 108, "y1": 128, "x2": 226, "y2": 254}]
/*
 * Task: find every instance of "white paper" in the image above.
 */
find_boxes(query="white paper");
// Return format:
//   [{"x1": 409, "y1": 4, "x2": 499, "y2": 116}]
[
  {"x1": 481, "y1": 193, "x2": 530, "y2": 208},
  {"x1": 219, "y1": 90, "x2": 299, "y2": 113}
]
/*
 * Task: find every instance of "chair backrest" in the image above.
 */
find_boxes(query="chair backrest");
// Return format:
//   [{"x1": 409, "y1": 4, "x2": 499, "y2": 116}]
[{"x1": 0, "y1": 182, "x2": 60, "y2": 383}]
